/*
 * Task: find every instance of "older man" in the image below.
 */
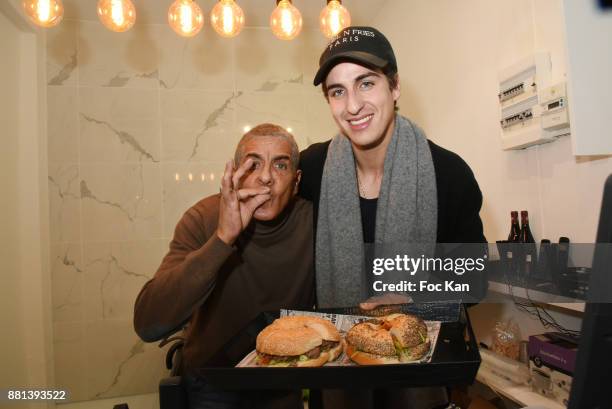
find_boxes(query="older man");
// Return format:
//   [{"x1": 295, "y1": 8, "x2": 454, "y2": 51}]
[{"x1": 134, "y1": 124, "x2": 313, "y2": 409}]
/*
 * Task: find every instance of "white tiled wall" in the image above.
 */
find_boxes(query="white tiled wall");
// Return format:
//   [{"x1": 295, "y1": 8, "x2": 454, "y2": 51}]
[{"x1": 46, "y1": 20, "x2": 336, "y2": 402}]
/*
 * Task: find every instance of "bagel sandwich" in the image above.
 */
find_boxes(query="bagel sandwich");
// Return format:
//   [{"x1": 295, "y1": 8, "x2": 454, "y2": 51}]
[
  {"x1": 255, "y1": 315, "x2": 342, "y2": 367},
  {"x1": 345, "y1": 313, "x2": 430, "y2": 365}
]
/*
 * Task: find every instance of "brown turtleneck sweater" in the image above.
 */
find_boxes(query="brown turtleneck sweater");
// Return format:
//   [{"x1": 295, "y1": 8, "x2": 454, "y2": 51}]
[{"x1": 134, "y1": 195, "x2": 314, "y2": 373}]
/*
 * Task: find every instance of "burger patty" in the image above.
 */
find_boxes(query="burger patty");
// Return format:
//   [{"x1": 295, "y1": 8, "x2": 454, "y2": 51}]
[
  {"x1": 257, "y1": 345, "x2": 322, "y2": 366},
  {"x1": 320, "y1": 340, "x2": 339, "y2": 351},
  {"x1": 305, "y1": 346, "x2": 321, "y2": 358}
]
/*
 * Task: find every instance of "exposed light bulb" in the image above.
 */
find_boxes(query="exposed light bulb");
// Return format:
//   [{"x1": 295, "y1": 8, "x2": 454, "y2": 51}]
[
  {"x1": 210, "y1": 0, "x2": 245, "y2": 38},
  {"x1": 168, "y1": 0, "x2": 204, "y2": 37},
  {"x1": 320, "y1": 0, "x2": 351, "y2": 38},
  {"x1": 97, "y1": 0, "x2": 136, "y2": 32},
  {"x1": 270, "y1": 0, "x2": 302, "y2": 41},
  {"x1": 22, "y1": 0, "x2": 64, "y2": 28}
]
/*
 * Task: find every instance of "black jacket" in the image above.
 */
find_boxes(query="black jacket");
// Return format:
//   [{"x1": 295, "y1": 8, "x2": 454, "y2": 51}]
[{"x1": 298, "y1": 139, "x2": 486, "y2": 243}]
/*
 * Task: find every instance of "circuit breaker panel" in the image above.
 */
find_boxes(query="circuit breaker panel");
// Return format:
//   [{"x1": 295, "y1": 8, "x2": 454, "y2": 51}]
[{"x1": 498, "y1": 53, "x2": 570, "y2": 150}]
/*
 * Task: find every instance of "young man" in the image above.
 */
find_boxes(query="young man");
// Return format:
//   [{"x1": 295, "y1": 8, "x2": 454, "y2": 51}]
[
  {"x1": 299, "y1": 26, "x2": 486, "y2": 409},
  {"x1": 300, "y1": 26, "x2": 486, "y2": 308},
  {"x1": 134, "y1": 124, "x2": 313, "y2": 409}
]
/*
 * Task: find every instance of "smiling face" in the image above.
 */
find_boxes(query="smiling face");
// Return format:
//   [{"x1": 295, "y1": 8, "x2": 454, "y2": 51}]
[
  {"x1": 324, "y1": 62, "x2": 400, "y2": 149},
  {"x1": 237, "y1": 135, "x2": 301, "y2": 221}
]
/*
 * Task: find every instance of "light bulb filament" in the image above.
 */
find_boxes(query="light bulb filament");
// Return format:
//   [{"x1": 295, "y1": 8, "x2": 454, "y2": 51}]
[
  {"x1": 329, "y1": 9, "x2": 341, "y2": 35},
  {"x1": 36, "y1": 0, "x2": 51, "y2": 22},
  {"x1": 280, "y1": 8, "x2": 293, "y2": 35},
  {"x1": 222, "y1": 4, "x2": 233, "y2": 34},
  {"x1": 111, "y1": 0, "x2": 125, "y2": 27},
  {"x1": 180, "y1": 3, "x2": 193, "y2": 33}
]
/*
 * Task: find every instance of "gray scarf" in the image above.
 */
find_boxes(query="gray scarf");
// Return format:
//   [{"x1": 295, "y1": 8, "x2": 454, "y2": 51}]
[{"x1": 315, "y1": 115, "x2": 437, "y2": 308}]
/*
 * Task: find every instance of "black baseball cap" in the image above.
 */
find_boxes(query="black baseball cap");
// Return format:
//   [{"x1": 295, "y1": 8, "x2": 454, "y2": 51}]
[{"x1": 313, "y1": 26, "x2": 397, "y2": 86}]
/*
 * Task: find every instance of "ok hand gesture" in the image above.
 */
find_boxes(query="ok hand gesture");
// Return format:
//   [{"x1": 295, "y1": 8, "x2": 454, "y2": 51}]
[{"x1": 215, "y1": 159, "x2": 271, "y2": 245}]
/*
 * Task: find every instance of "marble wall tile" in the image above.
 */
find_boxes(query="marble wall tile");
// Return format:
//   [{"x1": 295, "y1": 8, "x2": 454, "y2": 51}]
[
  {"x1": 81, "y1": 240, "x2": 165, "y2": 321},
  {"x1": 79, "y1": 87, "x2": 160, "y2": 163},
  {"x1": 303, "y1": 92, "x2": 339, "y2": 145},
  {"x1": 78, "y1": 22, "x2": 160, "y2": 88},
  {"x1": 235, "y1": 92, "x2": 309, "y2": 149},
  {"x1": 47, "y1": 20, "x2": 78, "y2": 86},
  {"x1": 161, "y1": 89, "x2": 237, "y2": 161},
  {"x1": 300, "y1": 29, "x2": 330, "y2": 94},
  {"x1": 235, "y1": 28, "x2": 305, "y2": 94},
  {"x1": 85, "y1": 320, "x2": 168, "y2": 400},
  {"x1": 80, "y1": 163, "x2": 162, "y2": 242},
  {"x1": 48, "y1": 86, "x2": 79, "y2": 162},
  {"x1": 51, "y1": 243, "x2": 84, "y2": 323},
  {"x1": 161, "y1": 162, "x2": 225, "y2": 238},
  {"x1": 158, "y1": 24, "x2": 235, "y2": 91},
  {"x1": 49, "y1": 163, "x2": 82, "y2": 243},
  {"x1": 53, "y1": 322, "x2": 88, "y2": 402}
]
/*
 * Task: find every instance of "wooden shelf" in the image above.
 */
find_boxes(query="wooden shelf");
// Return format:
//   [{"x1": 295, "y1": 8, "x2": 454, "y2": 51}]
[
  {"x1": 488, "y1": 280, "x2": 585, "y2": 312},
  {"x1": 476, "y1": 366, "x2": 565, "y2": 409}
]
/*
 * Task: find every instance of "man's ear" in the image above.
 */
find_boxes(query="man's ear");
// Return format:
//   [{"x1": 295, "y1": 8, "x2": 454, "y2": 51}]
[
  {"x1": 392, "y1": 74, "x2": 401, "y2": 101},
  {"x1": 293, "y1": 169, "x2": 302, "y2": 195}
]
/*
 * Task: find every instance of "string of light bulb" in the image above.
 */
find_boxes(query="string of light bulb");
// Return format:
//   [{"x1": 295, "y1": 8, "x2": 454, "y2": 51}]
[{"x1": 22, "y1": 0, "x2": 351, "y2": 39}]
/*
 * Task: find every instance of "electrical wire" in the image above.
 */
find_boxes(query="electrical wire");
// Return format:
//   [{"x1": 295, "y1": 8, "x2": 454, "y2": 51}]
[{"x1": 502, "y1": 273, "x2": 580, "y2": 337}]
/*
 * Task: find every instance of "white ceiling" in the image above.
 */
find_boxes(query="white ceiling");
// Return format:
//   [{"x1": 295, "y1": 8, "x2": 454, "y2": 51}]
[{"x1": 62, "y1": 0, "x2": 389, "y2": 28}]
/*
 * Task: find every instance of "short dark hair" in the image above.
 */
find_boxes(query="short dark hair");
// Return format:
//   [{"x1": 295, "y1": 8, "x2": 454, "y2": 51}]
[
  {"x1": 320, "y1": 63, "x2": 399, "y2": 112},
  {"x1": 234, "y1": 123, "x2": 300, "y2": 170}
]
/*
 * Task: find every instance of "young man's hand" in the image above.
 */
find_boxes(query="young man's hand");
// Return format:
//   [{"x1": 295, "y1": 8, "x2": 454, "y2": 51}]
[
  {"x1": 359, "y1": 293, "x2": 413, "y2": 311},
  {"x1": 216, "y1": 159, "x2": 271, "y2": 245}
]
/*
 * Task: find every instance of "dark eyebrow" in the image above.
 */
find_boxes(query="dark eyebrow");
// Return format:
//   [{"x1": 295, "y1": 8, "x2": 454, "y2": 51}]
[
  {"x1": 355, "y1": 72, "x2": 381, "y2": 82},
  {"x1": 245, "y1": 153, "x2": 290, "y2": 162},
  {"x1": 325, "y1": 71, "x2": 381, "y2": 90},
  {"x1": 245, "y1": 153, "x2": 263, "y2": 161}
]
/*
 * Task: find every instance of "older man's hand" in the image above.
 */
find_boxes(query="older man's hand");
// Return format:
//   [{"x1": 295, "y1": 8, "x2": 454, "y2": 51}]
[{"x1": 216, "y1": 159, "x2": 270, "y2": 245}]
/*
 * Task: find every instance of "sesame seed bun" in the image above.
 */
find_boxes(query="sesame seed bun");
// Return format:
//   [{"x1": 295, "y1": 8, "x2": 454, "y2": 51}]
[
  {"x1": 255, "y1": 315, "x2": 342, "y2": 367},
  {"x1": 346, "y1": 314, "x2": 430, "y2": 365},
  {"x1": 256, "y1": 326, "x2": 321, "y2": 356},
  {"x1": 346, "y1": 321, "x2": 396, "y2": 357},
  {"x1": 345, "y1": 342, "x2": 400, "y2": 365},
  {"x1": 386, "y1": 314, "x2": 429, "y2": 348},
  {"x1": 271, "y1": 315, "x2": 341, "y2": 342}
]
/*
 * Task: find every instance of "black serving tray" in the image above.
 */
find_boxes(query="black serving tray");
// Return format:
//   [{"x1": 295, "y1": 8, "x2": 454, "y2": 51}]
[{"x1": 196, "y1": 303, "x2": 481, "y2": 389}]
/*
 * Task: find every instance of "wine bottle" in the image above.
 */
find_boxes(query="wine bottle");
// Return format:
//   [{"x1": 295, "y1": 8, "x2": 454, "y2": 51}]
[
  {"x1": 535, "y1": 239, "x2": 552, "y2": 281},
  {"x1": 504, "y1": 211, "x2": 519, "y2": 278},
  {"x1": 519, "y1": 210, "x2": 537, "y2": 279},
  {"x1": 508, "y1": 211, "x2": 520, "y2": 242},
  {"x1": 557, "y1": 236, "x2": 570, "y2": 296}
]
